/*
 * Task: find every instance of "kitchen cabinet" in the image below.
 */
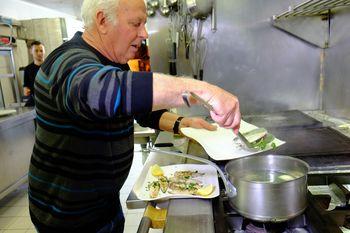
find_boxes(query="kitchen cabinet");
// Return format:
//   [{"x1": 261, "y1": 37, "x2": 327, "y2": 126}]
[{"x1": 0, "y1": 108, "x2": 35, "y2": 200}]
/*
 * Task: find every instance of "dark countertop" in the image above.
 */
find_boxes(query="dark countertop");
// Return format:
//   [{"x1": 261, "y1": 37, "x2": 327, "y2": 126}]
[{"x1": 0, "y1": 107, "x2": 36, "y2": 131}]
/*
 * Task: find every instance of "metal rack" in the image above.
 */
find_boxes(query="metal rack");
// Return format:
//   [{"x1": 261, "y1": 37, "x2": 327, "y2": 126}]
[
  {"x1": 0, "y1": 18, "x2": 21, "y2": 108},
  {"x1": 271, "y1": 0, "x2": 350, "y2": 48},
  {"x1": 0, "y1": 47, "x2": 21, "y2": 108},
  {"x1": 273, "y1": 0, "x2": 350, "y2": 20}
]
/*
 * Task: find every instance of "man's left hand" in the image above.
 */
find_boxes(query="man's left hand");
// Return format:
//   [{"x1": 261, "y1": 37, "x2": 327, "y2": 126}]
[{"x1": 179, "y1": 117, "x2": 217, "y2": 133}]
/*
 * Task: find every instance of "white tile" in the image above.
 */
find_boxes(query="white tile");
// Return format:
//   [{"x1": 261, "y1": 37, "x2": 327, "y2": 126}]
[
  {"x1": 0, "y1": 194, "x2": 28, "y2": 208},
  {"x1": 7, "y1": 217, "x2": 34, "y2": 230},
  {"x1": 11, "y1": 198, "x2": 28, "y2": 208},
  {"x1": 25, "y1": 230, "x2": 37, "y2": 233},
  {"x1": 0, "y1": 207, "x2": 28, "y2": 217},
  {"x1": 0, "y1": 217, "x2": 16, "y2": 229},
  {"x1": 3, "y1": 230, "x2": 27, "y2": 233},
  {"x1": 124, "y1": 212, "x2": 143, "y2": 226},
  {"x1": 126, "y1": 208, "x2": 144, "y2": 214},
  {"x1": 149, "y1": 229, "x2": 163, "y2": 233},
  {"x1": 17, "y1": 209, "x2": 29, "y2": 218},
  {"x1": 123, "y1": 226, "x2": 138, "y2": 233}
]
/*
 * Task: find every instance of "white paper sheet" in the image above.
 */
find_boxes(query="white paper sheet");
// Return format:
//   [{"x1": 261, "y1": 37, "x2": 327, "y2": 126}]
[{"x1": 181, "y1": 120, "x2": 285, "y2": 161}]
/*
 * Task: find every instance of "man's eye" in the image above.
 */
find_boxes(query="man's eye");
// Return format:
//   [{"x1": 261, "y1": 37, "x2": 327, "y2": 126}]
[{"x1": 132, "y1": 22, "x2": 141, "y2": 27}]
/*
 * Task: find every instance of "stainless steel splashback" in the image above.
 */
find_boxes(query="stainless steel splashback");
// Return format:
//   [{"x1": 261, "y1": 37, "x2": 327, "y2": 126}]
[
  {"x1": 204, "y1": 0, "x2": 321, "y2": 114},
  {"x1": 324, "y1": 7, "x2": 350, "y2": 119},
  {"x1": 147, "y1": 0, "x2": 323, "y2": 115}
]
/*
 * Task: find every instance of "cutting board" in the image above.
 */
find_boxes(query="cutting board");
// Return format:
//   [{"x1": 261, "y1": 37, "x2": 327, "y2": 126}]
[{"x1": 181, "y1": 120, "x2": 285, "y2": 161}]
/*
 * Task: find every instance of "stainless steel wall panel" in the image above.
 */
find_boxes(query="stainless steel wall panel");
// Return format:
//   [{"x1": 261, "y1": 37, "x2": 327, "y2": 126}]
[
  {"x1": 324, "y1": 7, "x2": 350, "y2": 118},
  {"x1": 0, "y1": 108, "x2": 35, "y2": 199},
  {"x1": 148, "y1": 0, "x2": 322, "y2": 114}
]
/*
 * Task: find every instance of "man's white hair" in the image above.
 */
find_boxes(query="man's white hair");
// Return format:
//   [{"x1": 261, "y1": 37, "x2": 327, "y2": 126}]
[{"x1": 81, "y1": 0, "x2": 120, "y2": 29}]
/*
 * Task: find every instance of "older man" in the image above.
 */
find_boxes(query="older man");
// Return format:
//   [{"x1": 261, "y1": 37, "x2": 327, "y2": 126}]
[{"x1": 28, "y1": 0, "x2": 240, "y2": 232}]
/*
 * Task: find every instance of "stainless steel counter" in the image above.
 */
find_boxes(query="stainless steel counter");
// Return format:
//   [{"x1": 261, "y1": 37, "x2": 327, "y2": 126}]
[
  {"x1": 127, "y1": 131, "x2": 215, "y2": 233},
  {"x1": 0, "y1": 107, "x2": 36, "y2": 199},
  {"x1": 129, "y1": 111, "x2": 350, "y2": 232}
]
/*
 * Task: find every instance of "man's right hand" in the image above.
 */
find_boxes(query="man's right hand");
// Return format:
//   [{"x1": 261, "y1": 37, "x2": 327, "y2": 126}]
[
  {"x1": 152, "y1": 74, "x2": 241, "y2": 133},
  {"x1": 201, "y1": 86, "x2": 241, "y2": 134}
]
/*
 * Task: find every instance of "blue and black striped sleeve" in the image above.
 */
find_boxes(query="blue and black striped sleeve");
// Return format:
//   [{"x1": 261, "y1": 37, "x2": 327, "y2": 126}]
[
  {"x1": 54, "y1": 50, "x2": 153, "y2": 120},
  {"x1": 135, "y1": 109, "x2": 168, "y2": 130}
]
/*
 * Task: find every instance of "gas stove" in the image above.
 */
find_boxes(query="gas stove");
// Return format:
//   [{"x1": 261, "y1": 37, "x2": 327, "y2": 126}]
[{"x1": 212, "y1": 179, "x2": 350, "y2": 233}]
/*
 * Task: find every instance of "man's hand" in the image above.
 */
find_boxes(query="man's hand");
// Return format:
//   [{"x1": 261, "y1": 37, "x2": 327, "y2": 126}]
[
  {"x1": 152, "y1": 74, "x2": 241, "y2": 133},
  {"x1": 201, "y1": 86, "x2": 241, "y2": 134},
  {"x1": 179, "y1": 117, "x2": 217, "y2": 132}
]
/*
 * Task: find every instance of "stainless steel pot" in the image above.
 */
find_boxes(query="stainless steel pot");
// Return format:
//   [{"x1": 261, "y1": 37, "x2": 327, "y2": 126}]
[
  {"x1": 225, "y1": 155, "x2": 309, "y2": 222},
  {"x1": 150, "y1": 148, "x2": 309, "y2": 222}
]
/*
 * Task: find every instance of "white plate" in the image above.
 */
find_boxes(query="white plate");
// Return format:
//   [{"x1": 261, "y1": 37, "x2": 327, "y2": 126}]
[
  {"x1": 181, "y1": 120, "x2": 285, "y2": 161},
  {"x1": 0, "y1": 109, "x2": 17, "y2": 117},
  {"x1": 134, "y1": 164, "x2": 219, "y2": 201}
]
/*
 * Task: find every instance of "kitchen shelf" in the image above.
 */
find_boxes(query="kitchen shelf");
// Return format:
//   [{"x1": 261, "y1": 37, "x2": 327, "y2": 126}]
[
  {"x1": 0, "y1": 74, "x2": 15, "y2": 79},
  {"x1": 271, "y1": 0, "x2": 350, "y2": 48},
  {"x1": 0, "y1": 47, "x2": 21, "y2": 108},
  {"x1": 273, "y1": 0, "x2": 350, "y2": 20}
]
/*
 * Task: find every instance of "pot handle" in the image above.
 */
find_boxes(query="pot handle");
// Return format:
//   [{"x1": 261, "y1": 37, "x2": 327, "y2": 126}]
[{"x1": 150, "y1": 148, "x2": 236, "y2": 198}]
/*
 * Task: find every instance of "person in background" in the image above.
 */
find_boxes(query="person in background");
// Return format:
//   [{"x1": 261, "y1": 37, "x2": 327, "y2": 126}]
[
  {"x1": 23, "y1": 41, "x2": 45, "y2": 106},
  {"x1": 128, "y1": 40, "x2": 151, "y2": 71},
  {"x1": 28, "y1": 0, "x2": 241, "y2": 232}
]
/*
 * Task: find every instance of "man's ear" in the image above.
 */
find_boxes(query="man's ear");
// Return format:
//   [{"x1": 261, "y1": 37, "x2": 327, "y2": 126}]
[{"x1": 96, "y1": 11, "x2": 109, "y2": 34}]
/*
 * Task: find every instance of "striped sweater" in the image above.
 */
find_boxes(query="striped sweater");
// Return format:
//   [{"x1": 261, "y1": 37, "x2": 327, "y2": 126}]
[{"x1": 29, "y1": 32, "x2": 166, "y2": 232}]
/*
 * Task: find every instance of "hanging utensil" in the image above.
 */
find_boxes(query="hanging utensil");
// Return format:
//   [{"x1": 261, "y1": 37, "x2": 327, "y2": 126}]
[
  {"x1": 197, "y1": 37, "x2": 207, "y2": 80},
  {"x1": 149, "y1": 0, "x2": 160, "y2": 9},
  {"x1": 211, "y1": 1, "x2": 217, "y2": 31},
  {"x1": 160, "y1": 0, "x2": 170, "y2": 16},
  {"x1": 168, "y1": 12, "x2": 179, "y2": 75},
  {"x1": 147, "y1": 4, "x2": 156, "y2": 17},
  {"x1": 189, "y1": 19, "x2": 205, "y2": 79},
  {"x1": 167, "y1": 0, "x2": 178, "y2": 6}
]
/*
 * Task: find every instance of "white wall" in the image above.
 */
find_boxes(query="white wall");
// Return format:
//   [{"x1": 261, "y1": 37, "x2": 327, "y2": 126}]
[{"x1": 0, "y1": 0, "x2": 83, "y2": 39}]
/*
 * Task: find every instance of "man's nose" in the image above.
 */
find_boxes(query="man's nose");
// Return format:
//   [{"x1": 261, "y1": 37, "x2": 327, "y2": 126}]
[{"x1": 139, "y1": 25, "x2": 148, "y2": 39}]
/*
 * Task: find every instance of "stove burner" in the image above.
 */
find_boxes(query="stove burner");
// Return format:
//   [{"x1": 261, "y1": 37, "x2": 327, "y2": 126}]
[
  {"x1": 245, "y1": 223, "x2": 267, "y2": 233},
  {"x1": 243, "y1": 220, "x2": 289, "y2": 233}
]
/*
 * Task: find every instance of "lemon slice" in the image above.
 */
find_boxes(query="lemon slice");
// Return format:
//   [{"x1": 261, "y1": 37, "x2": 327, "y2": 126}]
[
  {"x1": 150, "y1": 164, "x2": 164, "y2": 177},
  {"x1": 196, "y1": 184, "x2": 214, "y2": 196}
]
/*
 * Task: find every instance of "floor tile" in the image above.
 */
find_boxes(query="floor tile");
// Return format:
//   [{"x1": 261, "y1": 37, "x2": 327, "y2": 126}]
[
  {"x1": 123, "y1": 226, "x2": 138, "y2": 233},
  {"x1": 7, "y1": 217, "x2": 34, "y2": 230},
  {"x1": 0, "y1": 207, "x2": 28, "y2": 218},
  {"x1": 149, "y1": 229, "x2": 163, "y2": 233},
  {"x1": 124, "y1": 212, "x2": 143, "y2": 226},
  {"x1": 0, "y1": 217, "x2": 16, "y2": 229},
  {"x1": 126, "y1": 208, "x2": 144, "y2": 214},
  {"x1": 25, "y1": 230, "x2": 36, "y2": 233},
  {"x1": 3, "y1": 230, "x2": 27, "y2": 233}
]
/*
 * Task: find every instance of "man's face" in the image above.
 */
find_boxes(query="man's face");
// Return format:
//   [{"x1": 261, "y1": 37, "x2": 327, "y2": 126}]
[
  {"x1": 31, "y1": 44, "x2": 45, "y2": 63},
  {"x1": 104, "y1": 0, "x2": 148, "y2": 64}
]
